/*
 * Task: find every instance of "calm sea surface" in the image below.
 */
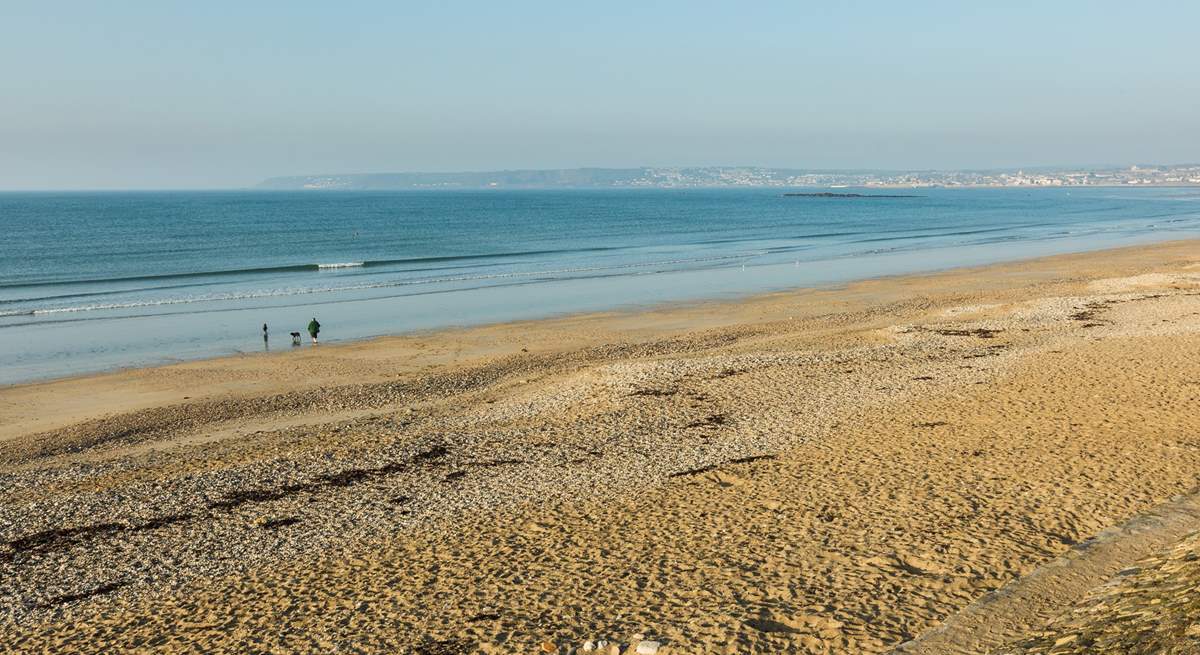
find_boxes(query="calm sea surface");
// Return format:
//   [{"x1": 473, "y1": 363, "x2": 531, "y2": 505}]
[{"x1": 2, "y1": 187, "x2": 1199, "y2": 384}]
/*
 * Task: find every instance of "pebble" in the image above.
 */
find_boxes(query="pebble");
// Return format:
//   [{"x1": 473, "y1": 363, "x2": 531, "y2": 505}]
[{"x1": 635, "y1": 641, "x2": 661, "y2": 654}]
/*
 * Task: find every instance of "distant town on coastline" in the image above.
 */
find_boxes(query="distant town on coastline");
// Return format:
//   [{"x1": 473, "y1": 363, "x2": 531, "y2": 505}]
[{"x1": 259, "y1": 164, "x2": 1200, "y2": 191}]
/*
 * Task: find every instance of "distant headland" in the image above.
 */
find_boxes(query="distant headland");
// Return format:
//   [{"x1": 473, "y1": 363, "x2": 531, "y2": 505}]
[
  {"x1": 258, "y1": 164, "x2": 1200, "y2": 191},
  {"x1": 782, "y1": 192, "x2": 922, "y2": 198}
]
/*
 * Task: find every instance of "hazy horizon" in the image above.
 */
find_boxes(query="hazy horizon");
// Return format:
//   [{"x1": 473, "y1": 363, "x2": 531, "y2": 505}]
[
  {"x1": 4, "y1": 162, "x2": 1199, "y2": 193},
  {"x1": 3, "y1": 1, "x2": 1198, "y2": 190}
]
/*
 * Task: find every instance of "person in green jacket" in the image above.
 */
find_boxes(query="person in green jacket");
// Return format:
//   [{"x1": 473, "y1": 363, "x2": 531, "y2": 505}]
[{"x1": 307, "y1": 317, "x2": 321, "y2": 344}]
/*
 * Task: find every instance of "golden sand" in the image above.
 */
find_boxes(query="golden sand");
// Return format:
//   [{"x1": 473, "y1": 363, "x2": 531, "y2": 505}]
[{"x1": 2, "y1": 240, "x2": 1199, "y2": 654}]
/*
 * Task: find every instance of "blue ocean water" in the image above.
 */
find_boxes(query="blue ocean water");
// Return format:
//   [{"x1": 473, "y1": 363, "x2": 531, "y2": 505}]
[{"x1": 2, "y1": 187, "x2": 1199, "y2": 385}]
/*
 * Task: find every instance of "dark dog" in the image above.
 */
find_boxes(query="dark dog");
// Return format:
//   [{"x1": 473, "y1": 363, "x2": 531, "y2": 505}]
[{"x1": 290, "y1": 332, "x2": 302, "y2": 345}]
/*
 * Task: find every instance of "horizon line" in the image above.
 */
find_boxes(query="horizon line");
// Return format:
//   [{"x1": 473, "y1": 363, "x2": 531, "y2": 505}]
[{"x1": 4, "y1": 162, "x2": 1200, "y2": 193}]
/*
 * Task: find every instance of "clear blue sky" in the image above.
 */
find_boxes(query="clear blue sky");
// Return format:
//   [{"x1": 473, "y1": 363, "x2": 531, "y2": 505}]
[{"x1": 2, "y1": 1, "x2": 1197, "y2": 189}]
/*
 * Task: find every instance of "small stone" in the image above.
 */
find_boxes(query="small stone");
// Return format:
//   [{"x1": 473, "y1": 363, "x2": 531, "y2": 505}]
[
  {"x1": 582, "y1": 641, "x2": 596, "y2": 652},
  {"x1": 635, "y1": 641, "x2": 661, "y2": 654},
  {"x1": 798, "y1": 636, "x2": 822, "y2": 649},
  {"x1": 1053, "y1": 634, "x2": 1078, "y2": 646},
  {"x1": 541, "y1": 641, "x2": 557, "y2": 653}
]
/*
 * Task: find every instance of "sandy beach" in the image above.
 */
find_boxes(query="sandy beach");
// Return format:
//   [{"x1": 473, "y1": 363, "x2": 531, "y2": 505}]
[{"x1": 2, "y1": 239, "x2": 1200, "y2": 654}]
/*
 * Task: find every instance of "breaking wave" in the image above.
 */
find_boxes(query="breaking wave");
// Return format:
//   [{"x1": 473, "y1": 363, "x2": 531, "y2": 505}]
[{"x1": 0, "y1": 251, "x2": 764, "y2": 319}]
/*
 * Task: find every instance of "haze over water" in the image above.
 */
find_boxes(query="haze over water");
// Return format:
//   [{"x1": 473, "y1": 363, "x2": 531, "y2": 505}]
[{"x1": 2, "y1": 187, "x2": 1199, "y2": 384}]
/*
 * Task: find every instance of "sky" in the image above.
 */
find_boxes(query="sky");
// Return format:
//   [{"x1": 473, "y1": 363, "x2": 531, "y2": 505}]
[{"x1": 1, "y1": 1, "x2": 1198, "y2": 189}]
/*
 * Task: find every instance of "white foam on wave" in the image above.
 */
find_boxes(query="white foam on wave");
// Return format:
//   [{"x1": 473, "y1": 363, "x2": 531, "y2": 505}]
[
  {"x1": 0, "y1": 252, "x2": 766, "y2": 319},
  {"x1": 316, "y1": 262, "x2": 365, "y2": 269}
]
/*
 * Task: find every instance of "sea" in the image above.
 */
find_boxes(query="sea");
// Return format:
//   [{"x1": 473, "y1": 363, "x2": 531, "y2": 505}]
[{"x1": 2, "y1": 187, "x2": 1199, "y2": 385}]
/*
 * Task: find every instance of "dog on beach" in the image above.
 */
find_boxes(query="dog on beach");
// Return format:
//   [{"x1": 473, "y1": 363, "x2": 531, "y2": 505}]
[{"x1": 290, "y1": 332, "x2": 302, "y2": 345}]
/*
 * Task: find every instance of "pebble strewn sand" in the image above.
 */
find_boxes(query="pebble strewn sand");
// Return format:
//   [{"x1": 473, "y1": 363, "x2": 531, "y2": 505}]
[{"x1": 1, "y1": 240, "x2": 1199, "y2": 654}]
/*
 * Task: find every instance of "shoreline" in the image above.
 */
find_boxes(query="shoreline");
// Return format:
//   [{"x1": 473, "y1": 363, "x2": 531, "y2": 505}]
[
  {"x1": 5, "y1": 186, "x2": 1200, "y2": 388},
  {"x1": 2, "y1": 238, "x2": 1200, "y2": 653},
  {"x1": 3, "y1": 235, "x2": 1196, "y2": 397}
]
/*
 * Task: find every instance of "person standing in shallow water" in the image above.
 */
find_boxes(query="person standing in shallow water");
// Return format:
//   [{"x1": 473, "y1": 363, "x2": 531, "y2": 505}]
[{"x1": 307, "y1": 317, "x2": 320, "y2": 344}]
